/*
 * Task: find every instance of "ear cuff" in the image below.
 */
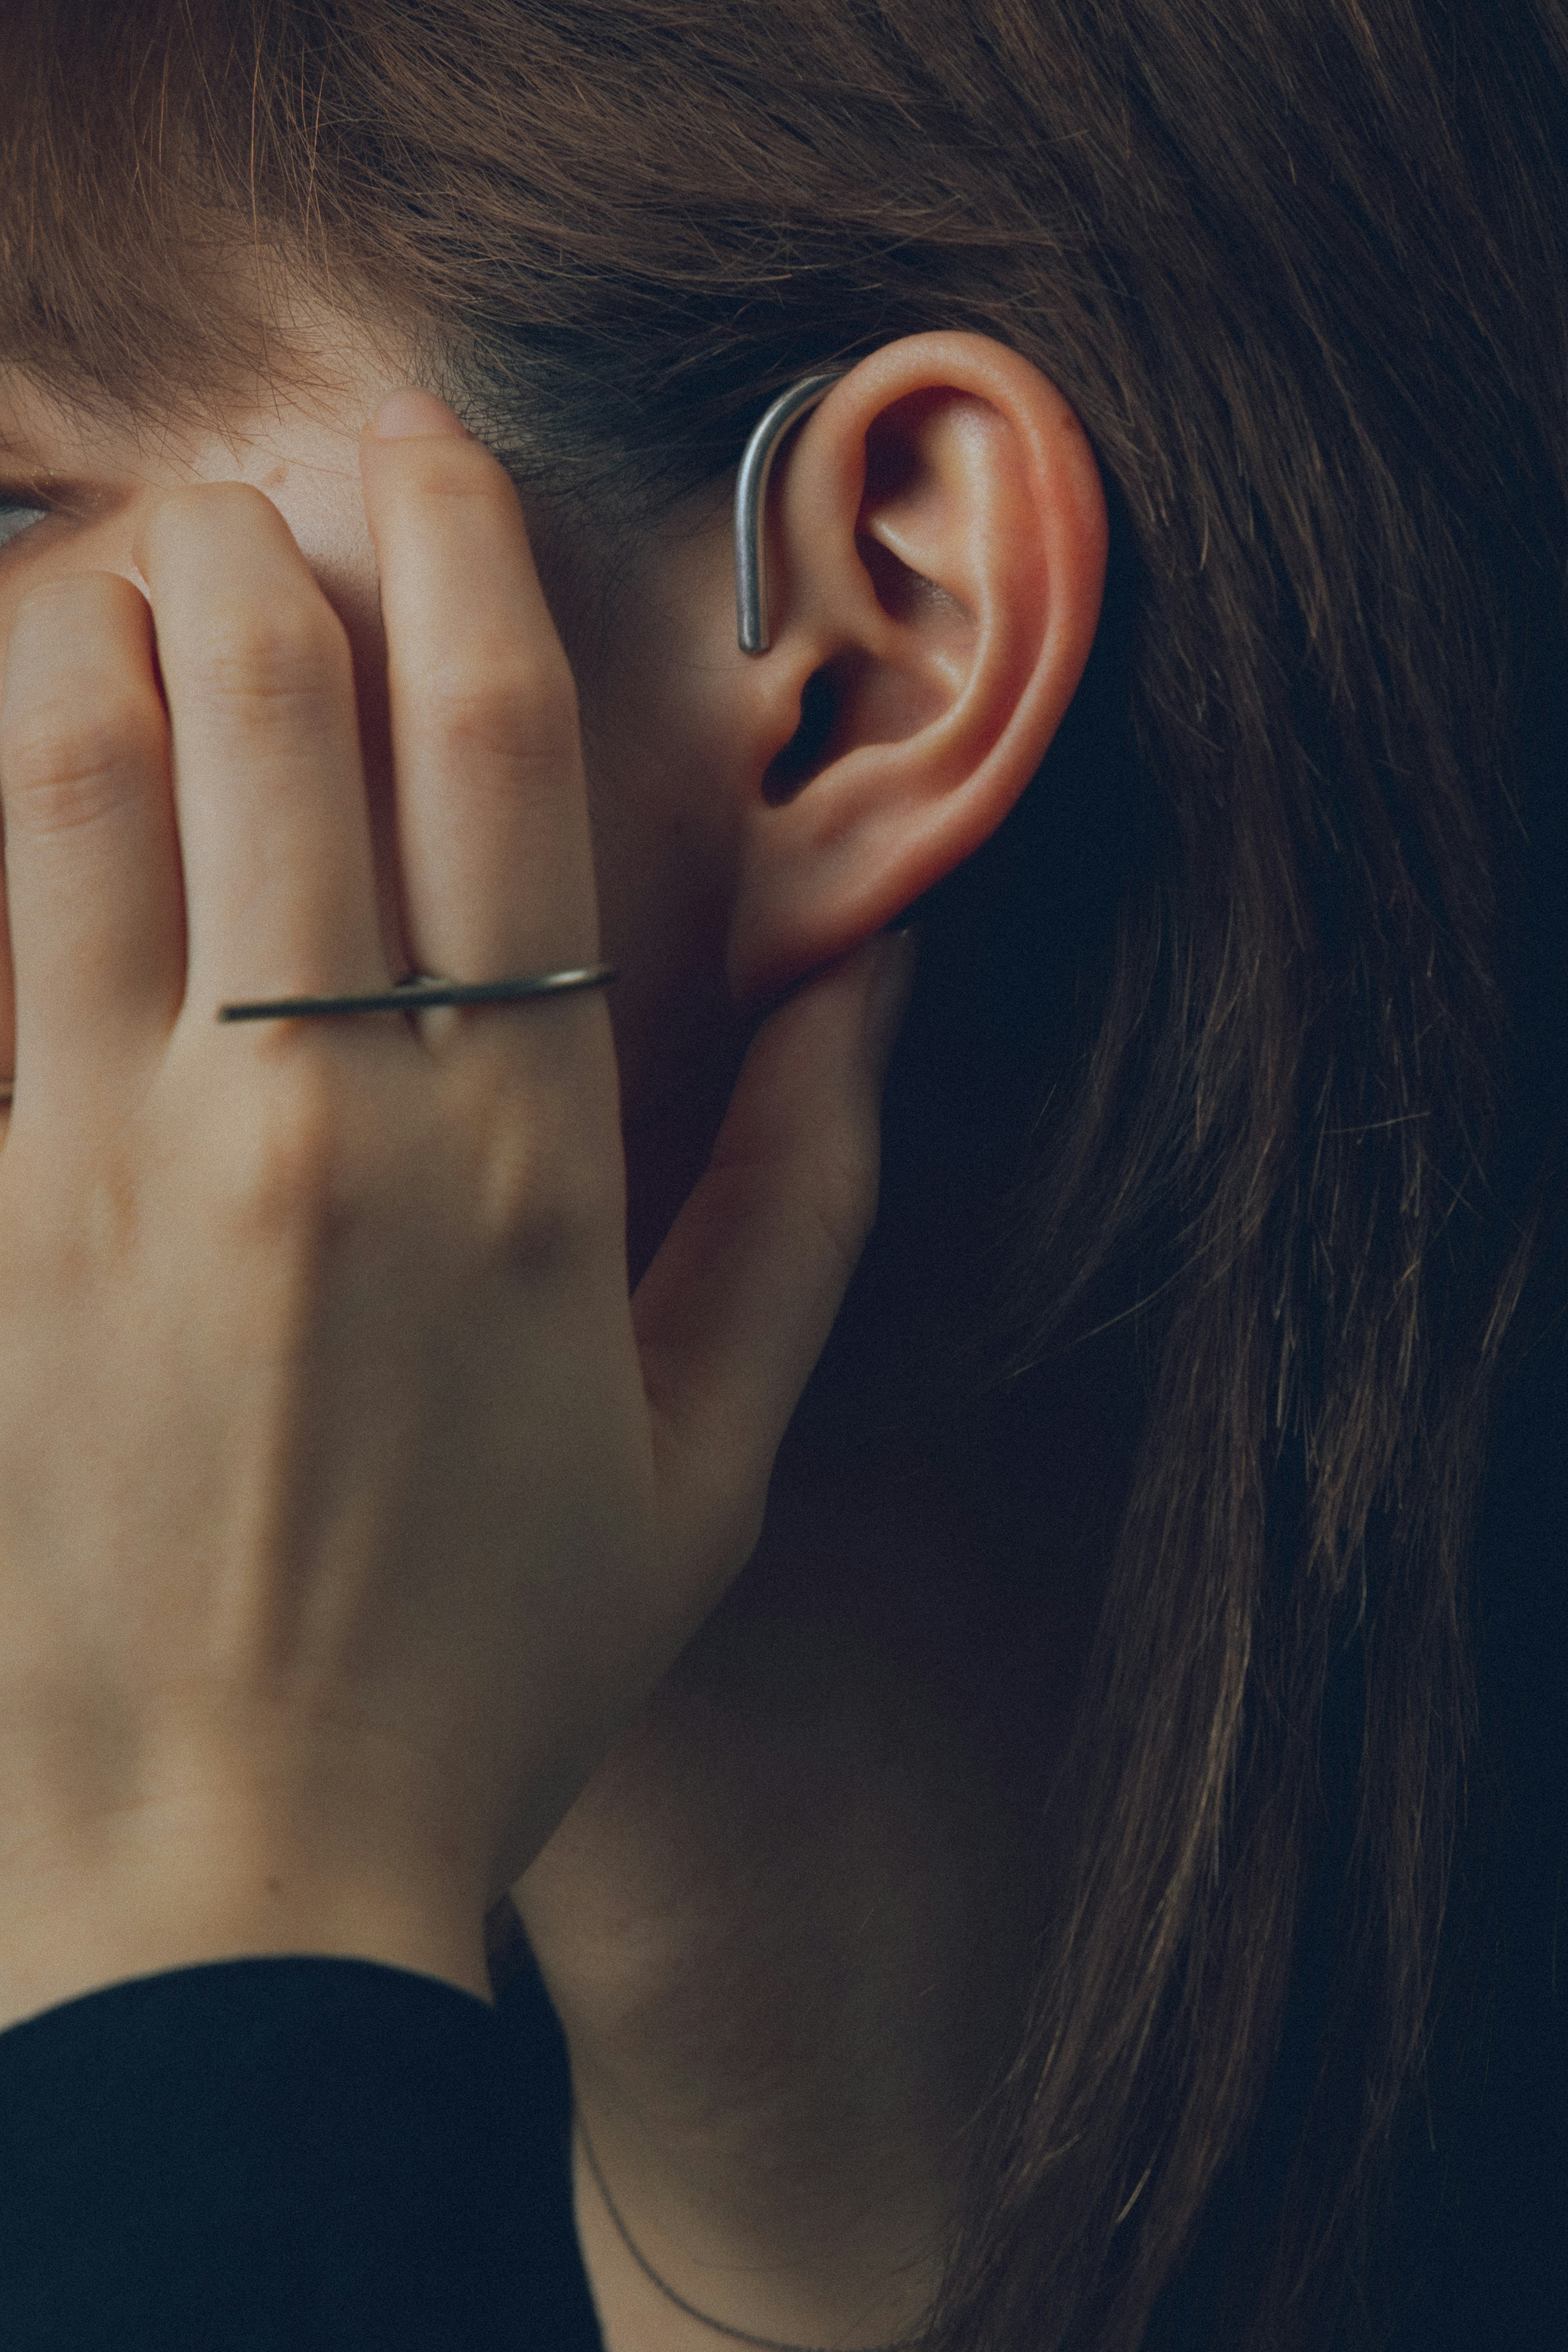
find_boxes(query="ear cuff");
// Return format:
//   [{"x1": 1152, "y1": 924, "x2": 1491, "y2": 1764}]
[{"x1": 734, "y1": 371, "x2": 846, "y2": 654}]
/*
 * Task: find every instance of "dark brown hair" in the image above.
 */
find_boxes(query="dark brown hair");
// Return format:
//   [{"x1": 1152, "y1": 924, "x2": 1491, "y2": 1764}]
[{"x1": 4, "y1": 4, "x2": 1565, "y2": 2345}]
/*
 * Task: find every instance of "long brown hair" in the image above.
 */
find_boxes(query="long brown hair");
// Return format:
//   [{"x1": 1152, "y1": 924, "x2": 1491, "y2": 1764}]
[{"x1": 4, "y1": 4, "x2": 1565, "y2": 2344}]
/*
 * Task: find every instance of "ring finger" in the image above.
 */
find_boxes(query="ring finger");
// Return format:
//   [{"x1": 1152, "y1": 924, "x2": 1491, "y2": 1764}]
[{"x1": 356, "y1": 395, "x2": 601, "y2": 994}]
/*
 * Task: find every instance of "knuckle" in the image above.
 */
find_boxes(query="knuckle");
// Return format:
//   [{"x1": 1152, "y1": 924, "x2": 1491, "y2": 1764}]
[
  {"x1": 419, "y1": 649, "x2": 578, "y2": 769},
  {"x1": 147, "y1": 479, "x2": 277, "y2": 544},
  {"x1": 452, "y1": 1080, "x2": 618, "y2": 1267},
  {"x1": 391, "y1": 436, "x2": 501, "y2": 502},
  {"x1": 0, "y1": 697, "x2": 162, "y2": 839},
  {"x1": 505, "y1": 1148, "x2": 620, "y2": 1266},
  {"x1": 12, "y1": 570, "x2": 133, "y2": 636},
  {"x1": 227, "y1": 1056, "x2": 358, "y2": 1243},
  {"x1": 190, "y1": 609, "x2": 347, "y2": 720}
]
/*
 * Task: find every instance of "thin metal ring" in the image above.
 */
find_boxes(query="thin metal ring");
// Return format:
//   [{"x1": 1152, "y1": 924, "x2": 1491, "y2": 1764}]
[
  {"x1": 216, "y1": 963, "x2": 617, "y2": 1023},
  {"x1": 735, "y1": 371, "x2": 846, "y2": 655}
]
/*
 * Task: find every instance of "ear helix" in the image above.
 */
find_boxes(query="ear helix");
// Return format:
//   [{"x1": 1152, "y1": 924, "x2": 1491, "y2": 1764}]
[{"x1": 735, "y1": 371, "x2": 846, "y2": 654}]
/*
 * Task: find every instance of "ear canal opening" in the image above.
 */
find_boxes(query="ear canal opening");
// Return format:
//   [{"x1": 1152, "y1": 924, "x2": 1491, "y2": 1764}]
[{"x1": 763, "y1": 666, "x2": 839, "y2": 803}]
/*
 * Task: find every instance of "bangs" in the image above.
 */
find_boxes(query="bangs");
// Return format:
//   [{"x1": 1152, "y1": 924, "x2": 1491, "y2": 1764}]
[{"x1": 0, "y1": 0, "x2": 403, "y2": 439}]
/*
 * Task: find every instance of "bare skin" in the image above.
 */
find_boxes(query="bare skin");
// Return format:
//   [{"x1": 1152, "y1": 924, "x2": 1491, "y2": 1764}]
[
  {"x1": 538, "y1": 1382, "x2": 1116, "y2": 2350},
  {"x1": 0, "y1": 310, "x2": 1109, "y2": 2349}
]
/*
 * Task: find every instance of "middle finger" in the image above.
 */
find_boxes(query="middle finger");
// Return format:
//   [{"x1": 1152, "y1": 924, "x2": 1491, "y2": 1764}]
[{"x1": 134, "y1": 483, "x2": 385, "y2": 1016}]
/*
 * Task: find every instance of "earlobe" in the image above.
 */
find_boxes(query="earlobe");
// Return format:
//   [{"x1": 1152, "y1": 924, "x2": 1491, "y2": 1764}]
[{"x1": 726, "y1": 333, "x2": 1108, "y2": 1009}]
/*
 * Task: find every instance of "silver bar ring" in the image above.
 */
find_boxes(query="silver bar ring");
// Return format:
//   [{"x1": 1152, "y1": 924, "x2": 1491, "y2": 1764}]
[{"x1": 217, "y1": 964, "x2": 618, "y2": 1023}]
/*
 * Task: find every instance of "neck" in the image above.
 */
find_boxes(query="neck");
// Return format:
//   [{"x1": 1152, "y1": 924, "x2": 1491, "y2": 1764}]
[{"x1": 515, "y1": 1353, "x2": 1116, "y2": 2351}]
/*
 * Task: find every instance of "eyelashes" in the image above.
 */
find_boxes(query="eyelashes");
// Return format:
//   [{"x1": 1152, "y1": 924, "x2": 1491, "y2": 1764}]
[{"x1": 0, "y1": 498, "x2": 49, "y2": 551}]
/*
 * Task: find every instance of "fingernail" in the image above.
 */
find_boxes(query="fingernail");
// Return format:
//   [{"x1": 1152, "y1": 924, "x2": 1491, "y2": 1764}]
[
  {"x1": 864, "y1": 925, "x2": 920, "y2": 1077},
  {"x1": 370, "y1": 388, "x2": 471, "y2": 441}
]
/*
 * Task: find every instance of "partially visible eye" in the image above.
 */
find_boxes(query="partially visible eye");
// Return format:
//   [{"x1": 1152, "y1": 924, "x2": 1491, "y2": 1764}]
[{"x1": 0, "y1": 498, "x2": 49, "y2": 551}]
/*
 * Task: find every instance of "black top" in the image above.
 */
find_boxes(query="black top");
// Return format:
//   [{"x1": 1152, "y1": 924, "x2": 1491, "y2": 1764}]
[{"x1": 0, "y1": 1934, "x2": 604, "y2": 2350}]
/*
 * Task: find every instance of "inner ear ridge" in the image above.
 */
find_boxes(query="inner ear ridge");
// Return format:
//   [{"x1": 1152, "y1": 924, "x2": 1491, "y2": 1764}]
[{"x1": 856, "y1": 531, "x2": 963, "y2": 628}]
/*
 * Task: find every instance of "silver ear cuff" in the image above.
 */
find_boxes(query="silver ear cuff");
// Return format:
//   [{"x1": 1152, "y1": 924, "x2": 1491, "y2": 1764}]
[{"x1": 735, "y1": 371, "x2": 846, "y2": 654}]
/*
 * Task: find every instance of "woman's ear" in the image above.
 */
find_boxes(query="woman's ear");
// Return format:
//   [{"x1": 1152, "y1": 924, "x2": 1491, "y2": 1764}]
[{"x1": 722, "y1": 330, "x2": 1108, "y2": 1004}]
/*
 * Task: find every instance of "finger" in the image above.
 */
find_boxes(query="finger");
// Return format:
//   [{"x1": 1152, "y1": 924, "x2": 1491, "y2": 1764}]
[
  {"x1": 0, "y1": 573, "x2": 183, "y2": 1097},
  {"x1": 132, "y1": 484, "x2": 385, "y2": 1012},
  {"x1": 631, "y1": 930, "x2": 919, "y2": 1600},
  {"x1": 357, "y1": 394, "x2": 600, "y2": 986}
]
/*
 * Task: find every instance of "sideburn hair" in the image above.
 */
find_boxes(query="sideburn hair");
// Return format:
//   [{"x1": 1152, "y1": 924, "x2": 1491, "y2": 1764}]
[{"x1": 3, "y1": 4, "x2": 1566, "y2": 2346}]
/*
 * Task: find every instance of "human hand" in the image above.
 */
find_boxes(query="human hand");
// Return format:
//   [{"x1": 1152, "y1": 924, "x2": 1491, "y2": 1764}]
[{"x1": 0, "y1": 388, "x2": 915, "y2": 2028}]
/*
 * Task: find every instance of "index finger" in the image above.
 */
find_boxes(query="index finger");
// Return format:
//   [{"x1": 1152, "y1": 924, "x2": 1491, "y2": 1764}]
[{"x1": 357, "y1": 392, "x2": 600, "y2": 990}]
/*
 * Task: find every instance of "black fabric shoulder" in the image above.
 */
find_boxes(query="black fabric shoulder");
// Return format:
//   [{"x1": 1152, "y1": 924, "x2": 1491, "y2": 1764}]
[{"x1": 0, "y1": 1952, "x2": 603, "y2": 2351}]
